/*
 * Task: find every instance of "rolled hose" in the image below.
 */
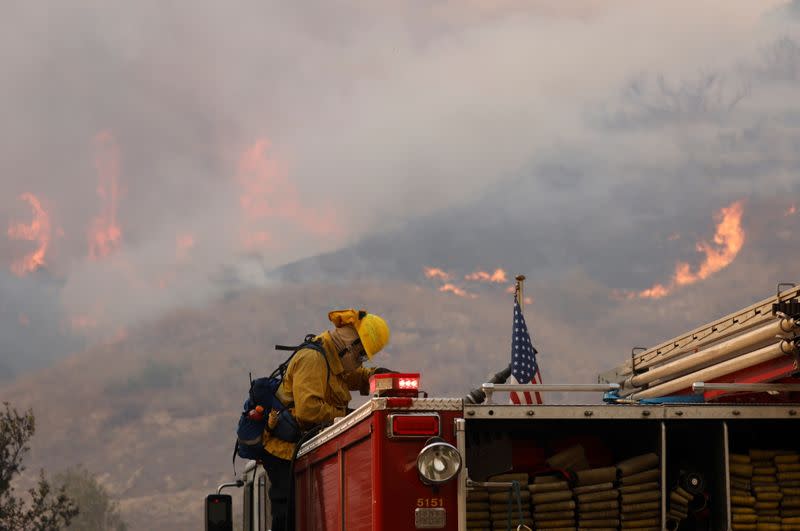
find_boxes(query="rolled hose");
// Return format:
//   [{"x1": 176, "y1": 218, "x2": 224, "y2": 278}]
[{"x1": 464, "y1": 365, "x2": 511, "y2": 404}]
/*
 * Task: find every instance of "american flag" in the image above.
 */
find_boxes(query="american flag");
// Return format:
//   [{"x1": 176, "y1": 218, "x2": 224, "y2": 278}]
[{"x1": 509, "y1": 295, "x2": 543, "y2": 405}]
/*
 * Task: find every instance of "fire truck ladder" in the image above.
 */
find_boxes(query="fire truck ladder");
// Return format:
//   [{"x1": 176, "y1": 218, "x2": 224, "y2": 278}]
[{"x1": 598, "y1": 283, "x2": 800, "y2": 400}]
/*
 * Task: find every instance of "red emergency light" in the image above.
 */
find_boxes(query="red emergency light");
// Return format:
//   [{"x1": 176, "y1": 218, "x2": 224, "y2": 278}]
[{"x1": 369, "y1": 372, "x2": 420, "y2": 397}]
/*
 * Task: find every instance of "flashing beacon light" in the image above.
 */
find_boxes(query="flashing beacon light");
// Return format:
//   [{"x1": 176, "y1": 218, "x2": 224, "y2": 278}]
[{"x1": 369, "y1": 372, "x2": 421, "y2": 397}]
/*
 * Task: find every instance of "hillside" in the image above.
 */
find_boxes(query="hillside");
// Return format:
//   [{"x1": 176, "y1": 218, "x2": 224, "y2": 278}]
[
  {"x1": 0, "y1": 269, "x2": 785, "y2": 529},
  {"x1": 0, "y1": 281, "x2": 551, "y2": 529}
]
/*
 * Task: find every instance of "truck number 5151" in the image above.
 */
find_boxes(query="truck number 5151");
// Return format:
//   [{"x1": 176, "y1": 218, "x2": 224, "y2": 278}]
[{"x1": 416, "y1": 498, "x2": 444, "y2": 507}]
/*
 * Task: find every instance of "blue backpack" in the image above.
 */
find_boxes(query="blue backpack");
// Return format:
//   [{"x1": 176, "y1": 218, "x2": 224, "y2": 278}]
[{"x1": 234, "y1": 335, "x2": 330, "y2": 466}]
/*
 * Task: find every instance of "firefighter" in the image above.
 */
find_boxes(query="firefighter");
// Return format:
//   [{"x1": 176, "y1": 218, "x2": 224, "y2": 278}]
[{"x1": 262, "y1": 309, "x2": 392, "y2": 531}]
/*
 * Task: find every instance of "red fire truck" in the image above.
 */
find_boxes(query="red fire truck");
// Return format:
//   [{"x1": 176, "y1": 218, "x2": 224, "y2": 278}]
[{"x1": 207, "y1": 284, "x2": 800, "y2": 531}]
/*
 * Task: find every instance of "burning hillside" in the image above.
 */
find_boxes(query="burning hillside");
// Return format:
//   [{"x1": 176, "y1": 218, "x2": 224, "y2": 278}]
[
  {"x1": 8, "y1": 193, "x2": 51, "y2": 276},
  {"x1": 639, "y1": 200, "x2": 746, "y2": 299}
]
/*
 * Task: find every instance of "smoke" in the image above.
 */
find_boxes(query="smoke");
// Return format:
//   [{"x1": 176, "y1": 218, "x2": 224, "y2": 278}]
[{"x1": 1, "y1": 1, "x2": 800, "y2": 377}]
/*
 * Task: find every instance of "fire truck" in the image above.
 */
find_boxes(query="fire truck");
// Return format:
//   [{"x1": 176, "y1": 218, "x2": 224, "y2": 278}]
[{"x1": 207, "y1": 283, "x2": 800, "y2": 531}]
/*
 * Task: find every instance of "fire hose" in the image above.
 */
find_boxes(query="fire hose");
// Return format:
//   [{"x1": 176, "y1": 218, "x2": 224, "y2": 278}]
[{"x1": 465, "y1": 365, "x2": 511, "y2": 404}]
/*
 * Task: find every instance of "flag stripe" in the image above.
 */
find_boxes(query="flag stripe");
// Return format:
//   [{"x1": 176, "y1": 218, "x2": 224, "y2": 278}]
[{"x1": 509, "y1": 295, "x2": 543, "y2": 405}]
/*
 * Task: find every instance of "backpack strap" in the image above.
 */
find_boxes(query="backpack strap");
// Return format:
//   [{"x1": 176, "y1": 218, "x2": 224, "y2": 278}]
[
  {"x1": 274, "y1": 333, "x2": 319, "y2": 352},
  {"x1": 302, "y1": 338, "x2": 330, "y2": 386},
  {"x1": 234, "y1": 336, "x2": 332, "y2": 475},
  {"x1": 274, "y1": 335, "x2": 330, "y2": 387}
]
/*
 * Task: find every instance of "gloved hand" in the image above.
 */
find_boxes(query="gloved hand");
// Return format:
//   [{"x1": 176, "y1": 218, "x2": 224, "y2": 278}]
[{"x1": 373, "y1": 367, "x2": 399, "y2": 375}]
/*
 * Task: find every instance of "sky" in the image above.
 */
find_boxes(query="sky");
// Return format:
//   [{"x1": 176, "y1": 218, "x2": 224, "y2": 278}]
[{"x1": 1, "y1": 0, "x2": 800, "y2": 379}]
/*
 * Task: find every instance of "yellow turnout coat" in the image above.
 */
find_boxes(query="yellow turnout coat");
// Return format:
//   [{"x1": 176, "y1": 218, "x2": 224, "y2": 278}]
[{"x1": 264, "y1": 332, "x2": 375, "y2": 460}]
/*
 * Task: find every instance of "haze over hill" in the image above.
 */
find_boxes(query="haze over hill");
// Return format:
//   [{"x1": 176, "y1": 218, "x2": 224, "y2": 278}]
[
  {"x1": 2, "y1": 1, "x2": 800, "y2": 529},
  {"x1": 0, "y1": 270, "x2": 789, "y2": 529}
]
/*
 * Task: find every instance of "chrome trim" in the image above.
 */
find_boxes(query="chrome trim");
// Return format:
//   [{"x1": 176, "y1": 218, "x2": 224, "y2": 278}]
[
  {"x1": 417, "y1": 441, "x2": 462, "y2": 486},
  {"x1": 373, "y1": 397, "x2": 463, "y2": 411},
  {"x1": 464, "y1": 404, "x2": 800, "y2": 420},
  {"x1": 482, "y1": 383, "x2": 619, "y2": 404},
  {"x1": 386, "y1": 413, "x2": 441, "y2": 438},
  {"x1": 455, "y1": 418, "x2": 466, "y2": 531},
  {"x1": 660, "y1": 422, "x2": 666, "y2": 530},
  {"x1": 466, "y1": 479, "x2": 516, "y2": 489},
  {"x1": 723, "y1": 421, "x2": 731, "y2": 530}
]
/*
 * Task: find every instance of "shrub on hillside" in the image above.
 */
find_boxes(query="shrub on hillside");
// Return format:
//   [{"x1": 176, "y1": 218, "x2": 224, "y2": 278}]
[
  {"x1": 0, "y1": 402, "x2": 78, "y2": 529},
  {"x1": 55, "y1": 466, "x2": 127, "y2": 531}
]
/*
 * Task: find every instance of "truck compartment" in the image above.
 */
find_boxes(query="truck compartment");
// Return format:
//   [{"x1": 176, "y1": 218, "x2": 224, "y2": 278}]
[
  {"x1": 727, "y1": 419, "x2": 800, "y2": 531},
  {"x1": 664, "y1": 420, "x2": 728, "y2": 531},
  {"x1": 465, "y1": 418, "x2": 664, "y2": 530}
]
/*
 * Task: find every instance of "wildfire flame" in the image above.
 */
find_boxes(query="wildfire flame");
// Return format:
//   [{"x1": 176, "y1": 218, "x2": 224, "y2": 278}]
[
  {"x1": 439, "y1": 283, "x2": 477, "y2": 298},
  {"x1": 8, "y1": 193, "x2": 51, "y2": 276},
  {"x1": 787, "y1": 204, "x2": 797, "y2": 217},
  {"x1": 424, "y1": 266, "x2": 517, "y2": 299},
  {"x1": 235, "y1": 138, "x2": 339, "y2": 250},
  {"x1": 639, "y1": 200, "x2": 745, "y2": 299},
  {"x1": 88, "y1": 131, "x2": 122, "y2": 260},
  {"x1": 424, "y1": 267, "x2": 451, "y2": 281},
  {"x1": 465, "y1": 268, "x2": 507, "y2": 283},
  {"x1": 638, "y1": 284, "x2": 669, "y2": 299}
]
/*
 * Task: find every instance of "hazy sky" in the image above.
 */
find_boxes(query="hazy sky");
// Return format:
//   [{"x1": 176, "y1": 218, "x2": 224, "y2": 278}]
[{"x1": 2, "y1": 0, "x2": 799, "y2": 377}]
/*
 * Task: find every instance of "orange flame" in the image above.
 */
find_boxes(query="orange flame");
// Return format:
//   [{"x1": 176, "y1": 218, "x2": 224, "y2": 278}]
[
  {"x1": 465, "y1": 268, "x2": 507, "y2": 283},
  {"x1": 439, "y1": 283, "x2": 477, "y2": 298},
  {"x1": 424, "y1": 267, "x2": 452, "y2": 281},
  {"x1": 88, "y1": 131, "x2": 122, "y2": 260},
  {"x1": 235, "y1": 138, "x2": 339, "y2": 250},
  {"x1": 787, "y1": 204, "x2": 797, "y2": 217},
  {"x1": 8, "y1": 193, "x2": 51, "y2": 276},
  {"x1": 639, "y1": 201, "x2": 745, "y2": 299},
  {"x1": 638, "y1": 283, "x2": 669, "y2": 299}
]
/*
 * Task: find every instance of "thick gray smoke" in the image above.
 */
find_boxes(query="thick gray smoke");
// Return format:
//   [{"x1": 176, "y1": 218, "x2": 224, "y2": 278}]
[{"x1": 1, "y1": 1, "x2": 799, "y2": 378}]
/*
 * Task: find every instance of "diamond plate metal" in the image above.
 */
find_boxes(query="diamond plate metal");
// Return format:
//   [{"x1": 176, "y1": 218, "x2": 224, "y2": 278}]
[
  {"x1": 414, "y1": 508, "x2": 446, "y2": 529},
  {"x1": 373, "y1": 398, "x2": 462, "y2": 411}
]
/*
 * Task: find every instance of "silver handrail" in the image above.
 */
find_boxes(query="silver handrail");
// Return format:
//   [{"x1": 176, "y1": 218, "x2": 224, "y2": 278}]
[
  {"x1": 480, "y1": 383, "x2": 620, "y2": 404},
  {"x1": 216, "y1": 480, "x2": 243, "y2": 495}
]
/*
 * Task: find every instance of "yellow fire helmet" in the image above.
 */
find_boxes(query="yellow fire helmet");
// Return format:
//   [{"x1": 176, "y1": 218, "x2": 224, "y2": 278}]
[{"x1": 328, "y1": 309, "x2": 390, "y2": 359}]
